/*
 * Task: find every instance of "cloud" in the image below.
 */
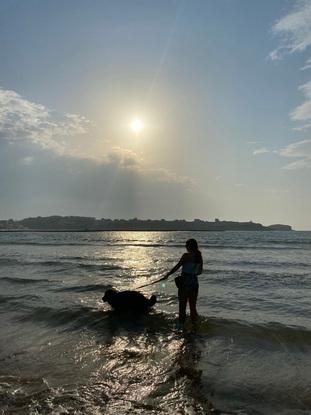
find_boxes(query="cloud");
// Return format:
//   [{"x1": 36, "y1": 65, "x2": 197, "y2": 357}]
[
  {"x1": 0, "y1": 87, "x2": 193, "y2": 187},
  {"x1": 291, "y1": 102, "x2": 311, "y2": 124},
  {"x1": 105, "y1": 147, "x2": 141, "y2": 168},
  {"x1": 279, "y1": 139, "x2": 311, "y2": 169},
  {"x1": 282, "y1": 158, "x2": 311, "y2": 169},
  {"x1": 0, "y1": 139, "x2": 201, "y2": 219},
  {"x1": 253, "y1": 147, "x2": 270, "y2": 155},
  {"x1": 99, "y1": 146, "x2": 195, "y2": 187},
  {"x1": 270, "y1": 0, "x2": 311, "y2": 60},
  {"x1": 264, "y1": 188, "x2": 290, "y2": 194},
  {"x1": 279, "y1": 139, "x2": 311, "y2": 157},
  {"x1": 290, "y1": 80, "x2": 311, "y2": 127},
  {"x1": 268, "y1": 48, "x2": 283, "y2": 61},
  {"x1": 20, "y1": 156, "x2": 34, "y2": 165},
  {"x1": 292, "y1": 123, "x2": 311, "y2": 131},
  {"x1": 0, "y1": 87, "x2": 200, "y2": 218},
  {"x1": 0, "y1": 87, "x2": 90, "y2": 155},
  {"x1": 149, "y1": 167, "x2": 196, "y2": 187},
  {"x1": 301, "y1": 56, "x2": 311, "y2": 70},
  {"x1": 269, "y1": 1, "x2": 311, "y2": 136}
]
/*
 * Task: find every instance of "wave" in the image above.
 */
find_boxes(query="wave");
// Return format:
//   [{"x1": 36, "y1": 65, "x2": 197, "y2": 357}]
[
  {"x1": 205, "y1": 268, "x2": 310, "y2": 278},
  {"x1": 1, "y1": 241, "x2": 310, "y2": 252},
  {"x1": 210, "y1": 258, "x2": 311, "y2": 268},
  {"x1": 65, "y1": 255, "x2": 116, "y2": 261},
  {"x1": 0, "y1": 258, "x2": 24, "y2": 266},
  {"x1": 77, "y1": 263, "x2": 123, "y2": 271},
  {"x1": 0, "y1": 241, "x2": 176, "y2": 248},
  {"x1": 0, "y1": 257, "x2": 124, "y2": 271},
  {"x1": 0, "y1": 258, "x2": 73, "y2": 267},
  {"x1": 0, "y1": 294, "x2": 39, "y2": 305},
  {"x1": 2, "y1": 255, "x2": 309, "y2": 277},
  {"x1": 14, "y1": 302, "x2": 311, "y2": 347},
  {"x1": 244, "y1": 239, "x2": 311, "y2": 246},
  {"x1": 206, "y1": 317, "x2": 311, "y2": 345},
  {"x1": 30, "y1": 260, "x2": 122, "y2": 271},
  {"x1": 55, "y1": 283, "x2": 111, "y2": 293},
  {"x1": 0, "y1": 241, "x2": 89, "y2": 246},
  {"x1": 1, "y1": 258, "x2": 310, "y2": 282},
  {"x1": 1, "y1": 276, "x2": 50, "y2": 285},
  {"x1": 17, "y1": 305, "x2": 113, "y2": 330},
  {"x1": 15, "y1": 303, "x2": 179, "y2": 335}
]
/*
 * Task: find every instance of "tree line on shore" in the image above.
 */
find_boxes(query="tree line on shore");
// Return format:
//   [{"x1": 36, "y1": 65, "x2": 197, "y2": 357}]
[{"x1": 0, "y1": 216, "x2": 292, "y2": 231}]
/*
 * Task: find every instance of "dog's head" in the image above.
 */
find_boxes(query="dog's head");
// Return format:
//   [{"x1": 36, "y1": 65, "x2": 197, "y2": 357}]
[{"x1": 102, "y1": 289, "x2": 118, "y2": 303}]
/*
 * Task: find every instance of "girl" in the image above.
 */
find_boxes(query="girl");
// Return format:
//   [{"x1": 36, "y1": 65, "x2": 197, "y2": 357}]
[{"x1": 162, "y1": 238, "x2": 203, "y2": 324}]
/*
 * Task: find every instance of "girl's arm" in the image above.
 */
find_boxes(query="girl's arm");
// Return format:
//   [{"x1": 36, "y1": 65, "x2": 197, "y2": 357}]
[{"x1": 162, "y1": 254, "x2": 186, "y2": 280}]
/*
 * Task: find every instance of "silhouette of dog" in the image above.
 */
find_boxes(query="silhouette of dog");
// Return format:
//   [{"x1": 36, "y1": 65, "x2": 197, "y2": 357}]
[{"x1": 102, "y1": 289, "x2": 156, "y2": 313}]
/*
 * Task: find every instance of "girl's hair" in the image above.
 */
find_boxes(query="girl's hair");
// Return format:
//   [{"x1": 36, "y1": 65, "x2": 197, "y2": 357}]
[{"x1": 186, "y1": 238, "x2": 202, "y2": 263}]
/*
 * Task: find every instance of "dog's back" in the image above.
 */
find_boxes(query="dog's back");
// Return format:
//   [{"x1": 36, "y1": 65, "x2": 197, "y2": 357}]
[
  {"x1": 102, "y1": 289, "x2": 157, "y2": 312},
  {"x1": 148, "y1": 295, "x2": 156, "y2": 307}
]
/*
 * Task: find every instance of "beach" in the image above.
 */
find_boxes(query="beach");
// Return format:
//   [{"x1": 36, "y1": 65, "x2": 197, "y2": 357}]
[{"x1": 0, "y1": 230, "x2": 311, "y2": 414}]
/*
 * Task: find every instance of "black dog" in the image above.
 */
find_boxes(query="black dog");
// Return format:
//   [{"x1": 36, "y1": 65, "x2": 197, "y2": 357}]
[{"x1": 102, "y1": 289, "x2": 156, "y2": 313}]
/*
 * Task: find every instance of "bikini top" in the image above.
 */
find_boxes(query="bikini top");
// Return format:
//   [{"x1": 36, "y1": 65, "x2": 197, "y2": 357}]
[{"x1": 182, "y1": 262, "x2": 202, "y2": 276}]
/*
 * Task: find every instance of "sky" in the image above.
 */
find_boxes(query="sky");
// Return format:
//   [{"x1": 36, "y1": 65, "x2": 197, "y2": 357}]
[{"x1": 0, "y1": 0, "x2": 311, "y2": 230}]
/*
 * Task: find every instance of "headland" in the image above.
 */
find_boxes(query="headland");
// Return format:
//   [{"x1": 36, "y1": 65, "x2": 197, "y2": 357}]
[{"x1": 0, "y1": 216, "x2": 292, "y2": 232}]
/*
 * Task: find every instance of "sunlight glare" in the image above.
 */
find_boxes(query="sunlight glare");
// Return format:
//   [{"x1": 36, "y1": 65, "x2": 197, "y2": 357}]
[{"x1": 131, "y1": 118, "x2": 144, "y2": 134}]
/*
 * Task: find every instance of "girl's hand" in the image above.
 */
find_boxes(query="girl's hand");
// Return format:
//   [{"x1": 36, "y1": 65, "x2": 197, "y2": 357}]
[{"x1": 160, "y1": 273, "x2": 169, "y2": 280}]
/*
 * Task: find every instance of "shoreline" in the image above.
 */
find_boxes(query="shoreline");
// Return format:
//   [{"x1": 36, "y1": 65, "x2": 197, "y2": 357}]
[{"x1": 0, "y1": 228, "x2": 294, "y2": 233}]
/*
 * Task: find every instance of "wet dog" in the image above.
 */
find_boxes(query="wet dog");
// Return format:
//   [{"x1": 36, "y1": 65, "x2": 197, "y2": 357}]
[{"x1": 102, "y1": 289, "x2": 156, "y2": 313}]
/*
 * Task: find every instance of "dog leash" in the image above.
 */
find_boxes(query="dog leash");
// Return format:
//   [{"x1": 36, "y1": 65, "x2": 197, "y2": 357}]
[{"x1": 135, "y1": 275, "x2": 167, "y2": 290}]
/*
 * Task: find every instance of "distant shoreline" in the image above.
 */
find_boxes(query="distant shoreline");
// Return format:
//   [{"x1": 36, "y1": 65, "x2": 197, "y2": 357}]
[
  {"x1": 0, "y1": 216, "x2": 293, "y2": 232},
  {"x1": 0, "y1": 229, "x2": 295, "y2": 233},
  {"x1": 0, "y1": 229, "x2": 224, "y2": 232}
]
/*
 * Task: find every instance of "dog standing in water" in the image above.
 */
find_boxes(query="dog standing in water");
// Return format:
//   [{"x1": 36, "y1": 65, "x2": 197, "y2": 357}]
[{"x1": 102, "y1": 289, "x2": 157, "y2": 313}]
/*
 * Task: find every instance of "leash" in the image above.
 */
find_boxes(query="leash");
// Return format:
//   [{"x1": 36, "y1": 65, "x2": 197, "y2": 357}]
[{"x1": 135, "y1": 275, "x2": 167, "y2": 290}]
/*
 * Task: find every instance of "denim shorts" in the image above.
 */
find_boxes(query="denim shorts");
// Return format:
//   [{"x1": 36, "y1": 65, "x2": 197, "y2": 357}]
[{"x1": 178, "y1": 272, "x2": 199, "y2": 293}]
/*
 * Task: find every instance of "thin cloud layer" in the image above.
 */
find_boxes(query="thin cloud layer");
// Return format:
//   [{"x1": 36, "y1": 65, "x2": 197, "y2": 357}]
[
  {"x1": 0, "y1": 87, "x2": 198, "y2": 219},
  {"x1": 253, "y1": 147, "x2": 270, "y2": 155},
  {"x1": 0, "y1": 87, "x2": 193, "y2": 186},
  {"x1": 270, "y1": 0, "x2": 311, "y2": 60},
  {"x1": 279, "y1": 139, "x2": 311, "y2": 169},
  {"x1": 270, "y1": 1, "x2": 311, "y2": 129},
  {"x1": 291, "y1": 81, "x2": 311, "y2": 127},
  {"x1": 269, "y1": 0, "x2": 311, "y2": 172},
  {"x1": 301, "y1": 56, "x2": 311, "y2": 70},
  {"x1": 0, "y1": 139, "x2": 199, "y2": 219},
  {"x1": 106, "y1": 147, "x2": 141, "y2": 168},
  {"x1": 0, "y1": 88, "x2": 90, "y2": 154}
]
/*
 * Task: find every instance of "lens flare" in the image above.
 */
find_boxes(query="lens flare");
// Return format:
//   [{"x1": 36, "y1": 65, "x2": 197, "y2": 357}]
[{"x1": 131, "y1": 119, "x2": 144, "y2": 134}]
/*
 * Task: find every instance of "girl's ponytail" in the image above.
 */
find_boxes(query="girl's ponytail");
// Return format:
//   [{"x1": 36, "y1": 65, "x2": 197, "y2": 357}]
[{"x1": 186, "y1": 238, "x2": 202, "y2": 263}]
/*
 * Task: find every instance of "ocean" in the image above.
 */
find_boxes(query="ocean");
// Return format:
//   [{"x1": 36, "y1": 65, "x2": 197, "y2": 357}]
[{"x1": 0, "y1": 230, "x2": 310, "y2": 415}]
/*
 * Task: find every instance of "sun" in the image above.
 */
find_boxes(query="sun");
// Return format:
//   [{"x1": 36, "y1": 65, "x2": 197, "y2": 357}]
[{"x1": 130, "y1": 118, "x2": 144, "y2": 134}]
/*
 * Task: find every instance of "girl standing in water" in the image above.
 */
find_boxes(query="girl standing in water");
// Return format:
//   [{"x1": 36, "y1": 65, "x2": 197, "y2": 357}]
[{"x1": 162, "y1": 238, "x2": 203, "y2": 324}]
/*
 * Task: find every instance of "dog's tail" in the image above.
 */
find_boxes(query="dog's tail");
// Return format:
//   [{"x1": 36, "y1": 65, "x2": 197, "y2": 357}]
[{"x1": 148, "y1": 295, "x2": 157, "y2": 307}]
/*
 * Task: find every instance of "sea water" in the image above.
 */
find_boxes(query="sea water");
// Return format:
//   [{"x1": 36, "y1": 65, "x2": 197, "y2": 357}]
[{"x1": 0, "y1": 230, "x2": 311, "y2": 414}]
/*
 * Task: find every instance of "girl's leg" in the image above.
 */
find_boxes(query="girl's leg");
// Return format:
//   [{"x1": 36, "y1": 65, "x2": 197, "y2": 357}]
[
  {"x1": 178, "y1": 289, "x2": 187, "y2": 324},
  {"x1": 188, "y1": 288, "x2": 198, "y2": 323}
]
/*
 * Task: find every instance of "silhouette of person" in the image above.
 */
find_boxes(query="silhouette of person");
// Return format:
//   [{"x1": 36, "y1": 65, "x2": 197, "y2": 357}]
[{"x1": 162, "y1": 238, "x2": 203, "y2": 324}]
